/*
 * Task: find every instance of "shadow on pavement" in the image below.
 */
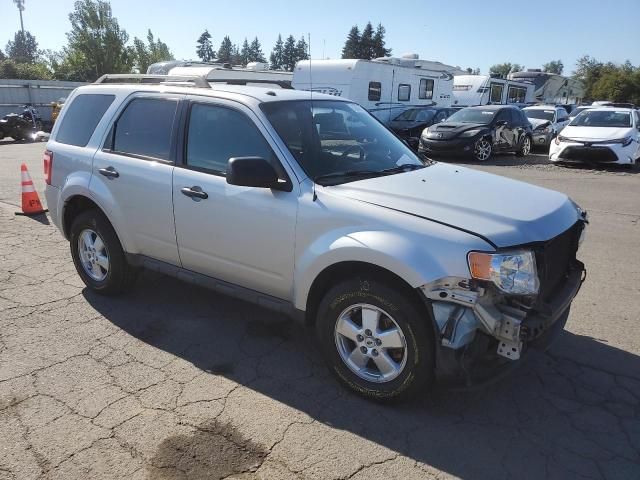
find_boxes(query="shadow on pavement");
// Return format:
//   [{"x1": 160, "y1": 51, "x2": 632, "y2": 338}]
[{"x1": 83, "y1": 270, "x2": 640, "y2": 479}]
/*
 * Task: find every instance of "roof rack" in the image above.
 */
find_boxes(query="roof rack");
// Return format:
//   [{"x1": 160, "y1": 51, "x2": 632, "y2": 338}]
[{"x1": 94, "y1": 74, "x2": 210, "y2": 89}]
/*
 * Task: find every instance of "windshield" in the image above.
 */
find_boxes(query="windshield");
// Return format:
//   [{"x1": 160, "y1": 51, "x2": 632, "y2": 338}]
[
  {"x1": 570, "y1": 107, "x2": 591, "y2": 118},
  {"x1": 394, "y1": 108, "x2": 436, "y2": 122},
  {"x1": 446, "y1": 108, "x2": 496, "y2": 124},
  {"x1": 524, "y1": 109, "x2": 555, "y2": 121},
  {"x1": 261, "y1": 100, "x2": 426, "y2": 184},
  {"x1": 569, "y1": 110, "x2": 632, "y2": 128}
]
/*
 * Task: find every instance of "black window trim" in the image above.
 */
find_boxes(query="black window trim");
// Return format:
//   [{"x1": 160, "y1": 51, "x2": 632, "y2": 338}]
[
  {"x1": 177, "y1": 99, "x2": 293, "y2": 191},
  {"x1": 101, "y1": 94, "x2": 182, "y2": 165},
  {"x1": 398, "y1": 83, "x2": 411, "y2": 102},
  {"x1": 418, "y1": 78, "x2": 434, "y2": 100}
]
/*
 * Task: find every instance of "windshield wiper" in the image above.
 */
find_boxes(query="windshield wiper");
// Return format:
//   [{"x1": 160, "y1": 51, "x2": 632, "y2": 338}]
[
  {"x1": 378, "y1": 164, "x2": 426, "y2": 174},
  {"x1": 314, "y1": 170, "x2": 380, "y2": 185}
]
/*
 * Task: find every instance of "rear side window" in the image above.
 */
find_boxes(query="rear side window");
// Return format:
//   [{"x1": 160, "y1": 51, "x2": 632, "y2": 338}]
[
  {"x1": 112, "y1": 98, "x2": 178, "y2": 161},
  {"x1": 56, "y1": 94, "x2": 115, "y2": 147},
  {"x1": 186, "y1": 103, "x2": 275, "y2": 175},
  {"x1": 368, "y1": 82, "x2": 381, "y2": 101}
]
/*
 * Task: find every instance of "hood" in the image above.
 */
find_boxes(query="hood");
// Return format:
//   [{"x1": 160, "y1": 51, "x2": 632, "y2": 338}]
[
  {"x1": 324, "y1": 163, "x2": 580, "y2": 248},
  {"x1": 428, "y1": 122, "x2": 487, "y2": 139},
  {"x1": 528, "y1": 118, "x2": 550, "y2": 129},
  {"x1": 560, "y1": 125, "x2": 633, "y2": 141}
]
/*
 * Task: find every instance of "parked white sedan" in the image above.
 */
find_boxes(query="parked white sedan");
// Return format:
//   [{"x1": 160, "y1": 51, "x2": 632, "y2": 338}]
[{"x1": 549, "y1": 107, "x2": 640, "y2": 167}]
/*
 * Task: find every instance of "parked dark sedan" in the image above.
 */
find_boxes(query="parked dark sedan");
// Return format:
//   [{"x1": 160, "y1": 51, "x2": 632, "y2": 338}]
[
  {"x1": 388, "y1": 107, "x2": 454, "y2": 149},
  {"x1": 418, "y1": 105, "x2": 533, "y2": 161}
]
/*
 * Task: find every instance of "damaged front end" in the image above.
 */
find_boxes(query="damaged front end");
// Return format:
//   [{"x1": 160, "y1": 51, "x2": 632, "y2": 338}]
[{"x1": 420, "y1": 220, "x2": 587, "y2": 387}]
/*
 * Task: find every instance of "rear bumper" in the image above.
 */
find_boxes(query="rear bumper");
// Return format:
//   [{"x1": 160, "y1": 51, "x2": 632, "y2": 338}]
[{"x1": 44, "y1": 184, "x2": 63, "y2": 233}]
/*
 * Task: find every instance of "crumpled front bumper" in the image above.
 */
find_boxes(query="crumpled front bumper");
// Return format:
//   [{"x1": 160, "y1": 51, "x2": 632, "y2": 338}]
[{"x1": 420, "y1": 260, "x2": 586, "y2": 387}]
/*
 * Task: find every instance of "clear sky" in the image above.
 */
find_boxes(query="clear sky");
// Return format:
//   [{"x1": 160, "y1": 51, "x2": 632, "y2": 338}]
[{"x1": 2, "y1": 0, "x2": 639, "y2": 74}]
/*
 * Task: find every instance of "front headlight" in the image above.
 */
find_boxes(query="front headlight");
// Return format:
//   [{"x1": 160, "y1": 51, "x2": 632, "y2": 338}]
[
  {"x1": 460, "y1": 129, "x2": 481, "y2": 138},
  {"x1": 535, "y1": 126, "x2": 551, "y2": 134},
  {"x1": 468, "y1": 250, "x2": 539, "y2": 295},
  {"x1": 609, "y1": 136, "x2": 633, "y2": 147},
  {"x1": 554, "y1": 135, "x2": 567, "y2": 145}
]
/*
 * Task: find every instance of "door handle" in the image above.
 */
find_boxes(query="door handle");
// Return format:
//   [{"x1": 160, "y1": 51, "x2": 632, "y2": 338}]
[
  {"x1": 98, "y1": 166, "x2": 119, "y2": 178},
  {"x1": 181, "y1": 186, "x2": 208, "y2": 200}
]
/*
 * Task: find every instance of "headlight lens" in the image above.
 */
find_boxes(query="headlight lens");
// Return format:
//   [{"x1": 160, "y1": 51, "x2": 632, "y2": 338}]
[
  {"x1": 468, "y1": 250, "x2": 539, "y2": 295},
  {"x1": 460, "y1": 129, "x2": 481, "y2": 138},
  {"x1": 609, "y1": 136, "x2": 633, "y2": 147}
]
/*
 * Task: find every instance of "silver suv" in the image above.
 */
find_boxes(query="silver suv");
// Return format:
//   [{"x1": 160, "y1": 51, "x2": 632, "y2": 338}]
[{"x1": 44, "y1": 75, "x2": 587, "y2": 401}]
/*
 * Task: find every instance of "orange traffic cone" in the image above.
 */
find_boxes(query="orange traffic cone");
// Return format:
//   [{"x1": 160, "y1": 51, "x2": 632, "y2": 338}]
[{"x1": 15, "y1": 163, "x2": 47, "y2": 216}]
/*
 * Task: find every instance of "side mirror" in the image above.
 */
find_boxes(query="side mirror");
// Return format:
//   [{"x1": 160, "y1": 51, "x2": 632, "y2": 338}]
[{"x1": 226, "y1": 157, "x2": 286, "y2": 190}]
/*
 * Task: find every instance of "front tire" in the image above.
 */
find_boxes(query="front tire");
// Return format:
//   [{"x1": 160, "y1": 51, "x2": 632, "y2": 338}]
[
  {"x1": 316, "y1": 276, "x2": 434, "y2": 402},
  {"x1": 69, "y1": 209, "x2": 137, "y2": 295},
  {"x1": 516, "y1": 135, "x2": 531, "y2": 157},
  {"x1": 473, "y1": 138, "x2": 492, "y2": 162}
]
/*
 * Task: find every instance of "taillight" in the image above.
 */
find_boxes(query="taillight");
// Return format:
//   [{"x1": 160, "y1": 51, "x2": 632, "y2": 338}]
[{"x1": 43, "y1": 150, "x2": 53, "y2": 185}]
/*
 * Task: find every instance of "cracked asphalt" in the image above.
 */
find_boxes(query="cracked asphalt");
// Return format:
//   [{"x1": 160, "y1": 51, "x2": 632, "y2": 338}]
[{"x1": 0, "y1": 140, "x2": 639, "y2": 479}]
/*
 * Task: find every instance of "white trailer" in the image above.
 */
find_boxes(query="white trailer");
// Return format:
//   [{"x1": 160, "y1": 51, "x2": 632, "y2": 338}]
[
  {"x1": 508, "y1": 70, "x2": 584, "y2": 105},
  {"x1": 148, "y1": 61, "x2": 293, "y2": 88},
  {"x1": 452, "y1": 75, "x2": 534, "y2": 108},
  {"x1": 292, "y1": 56, "x2": 455, "y2": 124}
]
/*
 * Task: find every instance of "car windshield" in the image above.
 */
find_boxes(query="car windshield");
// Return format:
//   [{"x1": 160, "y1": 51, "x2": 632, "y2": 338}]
[
  {"x1": 569, "y1": 110, "x2": 632, "y2": 128},
  {"x1": 525, "y1": 109, "x2": 555, "y2": 121},
  {"x1": 394, "y1": 108, "x2": 436, "y2": 122},
  {"x1": 261, "y1": 100, "x2": 427, "y2": 184},
  {"x1": 446, "y1": 108, "x2": 496, "y2": 124}
]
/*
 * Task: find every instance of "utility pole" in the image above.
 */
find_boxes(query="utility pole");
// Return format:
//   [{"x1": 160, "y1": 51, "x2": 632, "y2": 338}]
[{"x1": 14, "y1": 0, "x2": 25, "y2": 34}]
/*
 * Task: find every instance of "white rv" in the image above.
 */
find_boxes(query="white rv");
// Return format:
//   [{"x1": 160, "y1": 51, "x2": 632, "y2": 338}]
[
  {"x1": 148, "y1": 61, "x2": 293, "y2": 88},
  {"x1": 452, "y1": 75, "x2": 534, "y2": 108},
  {"x1": 508, "y1": 70, "x2": 584, "y2": 105},
  {"x1": 292, "y1": 56, "x2": 455, "y2": 124}
]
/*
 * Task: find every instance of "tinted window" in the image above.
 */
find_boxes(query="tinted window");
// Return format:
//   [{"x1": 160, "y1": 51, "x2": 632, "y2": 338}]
[
  {"x1": 507, "y1": 86, "x2": 527, "y2": 104},
  {"x1": 447, "y1": 108, "x2": 496, "y2": 124},
  {"x1": 113, "y1": 98, "x2": 177, "y2": 160},
  {"x1": 56, "y1": 94, "x2": 115, "y2": 147},
  {"x1": 495, "y1": 109, "x2": 512, "y2": 124},
  {"x1": 419, "y1": 79, "x2": 434, "y2": 100},
  {"x1": 525, "y1": 109, "x2": 555, "y2": 121},
  {"x1": 368, "y1": 82, "x2": 381, "y2": 101},
  {"x1": 490, "y1": 83, "x2": 504, "y2": 103},
  {"x1": 398, "y1": 84, "x2": 411, "y2": 102},
  {"x1": 186, "y1": 104, "x2": 274, "y2": 174}
]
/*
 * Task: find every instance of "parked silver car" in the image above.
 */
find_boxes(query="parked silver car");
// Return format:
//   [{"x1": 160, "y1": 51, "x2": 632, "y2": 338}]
[
  {"x1": 523, "y1": 105, "x2": 571, "y2": 147},
  {"x1": 44, "y1": 75, "x2": 587, "y2": 401}
]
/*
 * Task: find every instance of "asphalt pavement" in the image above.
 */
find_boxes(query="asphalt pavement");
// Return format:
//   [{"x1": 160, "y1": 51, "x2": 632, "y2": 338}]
[{"x1": 0, "y1": 139, "x2": 639, "y2": 479}]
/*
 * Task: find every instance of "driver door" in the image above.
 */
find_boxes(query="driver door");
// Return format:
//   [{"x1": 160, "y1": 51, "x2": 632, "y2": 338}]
[{"x1": 172, "y1": 98, "x2": 298, "y2": 299}]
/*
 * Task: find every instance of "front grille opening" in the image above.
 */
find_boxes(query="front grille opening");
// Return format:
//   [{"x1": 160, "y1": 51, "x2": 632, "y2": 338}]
[
  {"x1": 536, "y1": 222, "x2": 582, "y2": 302},
  {"x1": 560, "y1": 146, "x2": 618, "y2": 163}
]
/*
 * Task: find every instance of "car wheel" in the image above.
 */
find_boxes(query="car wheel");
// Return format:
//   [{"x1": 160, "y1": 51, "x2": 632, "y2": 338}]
[
  {"x1": 473, "y1": 138, "x2": 492, "y2": 161},
  {"x1": 516, "y1": 135, "x2": 531, "y2": 157},
  {"x1": 316, "y1": 276, "x2": 434, "y2": 402},
  {"x1": 69, "y1": 209, "x2": 138, "y2": 295}
]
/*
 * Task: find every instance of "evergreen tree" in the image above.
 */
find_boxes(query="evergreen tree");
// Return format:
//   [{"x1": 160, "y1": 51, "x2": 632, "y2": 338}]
[
  {"x1": 341, "y1": 26, "x2": 360, "y2": 59},
  {"x1": 217, "y1": 35, "x2": 233, "y2": 63},
  {"x1": 134, "y1": 29, "x2": 173, "y2": 73},
  {"x1": 196, "y1": 29, "x2": 215, "y2": 62},
  {"x1": 543, "y1": 60, "x2": 564, "y2": 75},
  {"x1": 230, "y1": 43, "x2": 241, "y2": 65},
  {"x1": 295, "y1": 36, "x2": 309, "y2": 62},
  {"x1": 372, "y1": 24, "x2": 391, "y2": 58},
  {"x1": 249, "y1": 37, "x2": 266, "y2": 63},
  {"x1": 5, "y1": 31, "x2": 39, "y2": 63},
  {"x1": 282, "y1": 35, "x2": 297, "y2": 71},
  {"x1": 269, "y1": 34, "x2": 284, "y2": 70},
  {"x1": 360, "y1": 22, "x2": 374, "y2": 60},
  {"x1": 240, "y1": 38, "x2": 250, "y2": 65}
]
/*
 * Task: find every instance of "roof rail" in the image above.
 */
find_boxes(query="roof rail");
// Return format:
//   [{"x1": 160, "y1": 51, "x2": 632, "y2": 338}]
[{"x1": 94, "y1": 74, "x2": 210, "y2": 89}]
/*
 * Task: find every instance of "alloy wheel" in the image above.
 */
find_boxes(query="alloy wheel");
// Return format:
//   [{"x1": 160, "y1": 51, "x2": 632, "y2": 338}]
[
  {"x1": 77, "y1": 229, "x2": 109, "y2": 281},
  {"x1": 334, "y1": 303, "x2": 408, "y2": 383},
  {"x1": 474, "y1": 139, "x2": 492, "y2": 161},
  {"x1": 521, "y1": 136, "x2": 531, "y2": 156}
]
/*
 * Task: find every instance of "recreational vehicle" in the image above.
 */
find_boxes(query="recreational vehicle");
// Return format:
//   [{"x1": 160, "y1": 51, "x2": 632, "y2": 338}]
[
  {"x1": 452, "y1": 75, "x2": 534, "y2": 108},
  {"x1": 508, "y1": 70, "x2": 584, "y2": 105},
  {"x1": 292, "y1": 56, "x2": 456, "y2": 124},
  {"x1": 147, "y1": 61, "x2": 293, "y2": 88}
]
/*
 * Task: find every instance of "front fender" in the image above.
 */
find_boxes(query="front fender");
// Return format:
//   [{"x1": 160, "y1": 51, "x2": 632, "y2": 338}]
[{"x1": 293, "y1": 228, "x2": 491, "y2": 311}]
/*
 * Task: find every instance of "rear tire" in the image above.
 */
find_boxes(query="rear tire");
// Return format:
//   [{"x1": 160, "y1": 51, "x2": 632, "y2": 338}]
[
  {"x1": 316, "y1": 276, "x2": 434, "y2": 402},
  {"x1": 516, "y1": 135, "x2": 532, "y2": 157},
  {"x1": 69, "y1": 209, "x2": 138, "y2": 295}
]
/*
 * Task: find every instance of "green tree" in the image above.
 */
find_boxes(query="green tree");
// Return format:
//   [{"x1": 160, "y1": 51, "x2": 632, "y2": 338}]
[
  {"x1": 269, "y1": 34, "x2": 284, "y2": 70},
  {"x1": 489, "y1": 62, "x2": 522, "y2": 77},
  {"x1": 133, "y1": 29, "x2": 173, "y2": 73},
  {"x1": 372, "y1": 24, "x2": 391, "y2": 58},
  {"x1": 196, "y1": 29, "x2": 215, "y2": 62},
  {"x1": 282, "y1": 35, "x2": 297, "y2": 71},
  {"x1": 0, "y1": 49, "x2": 5, "y2": 61},
  {"x1": 0, "y1": 59, "x2": 52, "y2": 79},
  {"x1": 360, "y1": 22, "x2": 375, "y2": 60},
  {"x1": 217, "y1": 35, "x2": 233, "y2": 63},
  {"x1": 341, "y1": 26, "x2": 361, "y2": 59},
  {"x1": 249, "y1": 37, "x2": 266, "y2": 63},
  {"x1": 542, "y1": 59, "x2": 564, "y2": 75},
  {"x1": 295, "y1": 36, "x2": 309, "y2": 62},
  {"x1": 230, "y1": 43, "x2": 241, "y2": 65},
  {"x1": 466, "y1": 67, "x2": 480, "y2": 75},
  {"x1": 5, "y1": 31, "x2": 39, "y2": 64},
  {"x1": 62, "y1": 0, "x2": 134, "y2": 81},
  {"x1": 240, "y1": 38, "x2": 250, "y2": 65}
]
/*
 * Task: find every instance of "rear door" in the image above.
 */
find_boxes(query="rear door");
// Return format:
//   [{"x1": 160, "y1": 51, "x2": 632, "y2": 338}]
[
  {"x1": 493, "y1": 109, "x2": 514, "y2": 149},
  {"x1": 91, "y1": 93, "x2": 182, "y2": 265},
  {"x1": 172, "y1": 97, "x2": 298, "y2": 299}
]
